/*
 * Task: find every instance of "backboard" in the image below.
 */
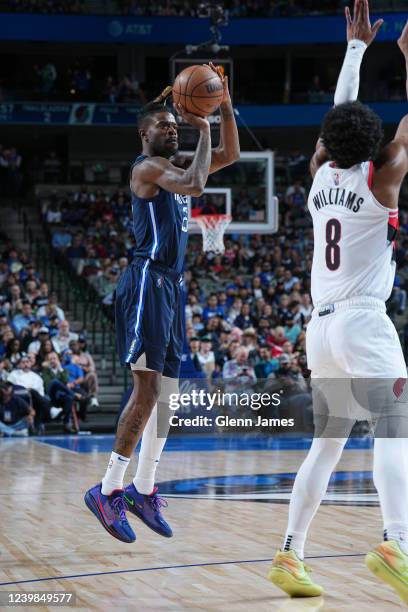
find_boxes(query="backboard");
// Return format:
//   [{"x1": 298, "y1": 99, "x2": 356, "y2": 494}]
[{"x1": 187, "y1": 150, "x2": 278, "y2": 234}]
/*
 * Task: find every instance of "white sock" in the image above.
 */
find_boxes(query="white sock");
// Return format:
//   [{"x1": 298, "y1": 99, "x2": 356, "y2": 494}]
[
  {"x1": 283, "y1": 437, "x2": 347, "y2": 559},
  {"x1": 133, "y1": 375, "x2": 177, "y2": 495},
  {"x1": 373, "y1": 438, "x2": 408, "y2": 554},
  {"x1": 384, "y1": 525, "x2": 408, "y2": 554},
  {"x1": 133, "y1": 403, "x2": 166, "y2": 495},
  {"x1": 282, "y1": 531, "x2": 306, "y2": 560},
  {"x1": 101, "y1": 451, "x2": 130, "y2": 495}
]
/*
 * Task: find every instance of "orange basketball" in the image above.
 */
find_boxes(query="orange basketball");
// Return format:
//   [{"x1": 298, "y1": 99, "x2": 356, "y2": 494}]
[{"x1": 172, "y1": 65, "x2": 224, "y2": 117}]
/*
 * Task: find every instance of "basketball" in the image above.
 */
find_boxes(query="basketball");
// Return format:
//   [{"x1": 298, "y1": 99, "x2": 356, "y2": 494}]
[{"x1": 172, "y1": 64, "x2": 224, "y2": 116}]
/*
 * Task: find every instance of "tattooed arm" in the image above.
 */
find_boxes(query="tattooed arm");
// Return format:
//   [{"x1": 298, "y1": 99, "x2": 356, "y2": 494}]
[{"x1": 132, "y1": 110, "x2": 211, "y2": 198}]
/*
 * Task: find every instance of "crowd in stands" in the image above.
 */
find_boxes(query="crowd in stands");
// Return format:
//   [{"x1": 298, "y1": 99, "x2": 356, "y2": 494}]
[
  {"x1": 2, "y1": 54, "x2": 405, "y2": 106},
  {"x1": 38, "y1": 152, "x2": 408, "y2": 430},
  {"x1": 0, "y1": 143, "x2": 67, "y2": 197},
  {"x1": 2, "y1": 0, "x2": 404, "y2": 16},
  {"x1": 120, "y1": 0, "x2": 361, "y2": 18},
  {"x1": 0, "y1": 240, "x2": 99, "y2": 437},
  {"x1": 2, "y1": 56, "x2": 148, "y2": 104},
  {"x1": 5, "y1": 0, "x2": 84, "y2": 13}
]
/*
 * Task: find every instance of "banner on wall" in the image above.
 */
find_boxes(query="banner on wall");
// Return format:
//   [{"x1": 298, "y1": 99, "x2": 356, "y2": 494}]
[
  {"x1": 0, "y1": 101, "x2": 406, "y2": 128},
  {"x1": 0, "y1": 13, "x2": 406, "y2": 45}
]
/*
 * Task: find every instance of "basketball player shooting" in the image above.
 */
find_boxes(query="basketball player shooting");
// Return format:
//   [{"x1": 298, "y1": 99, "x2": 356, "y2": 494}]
[
  {"x1": 268, "y1": 1, "x2": 408, "y2": 604},
  {"x1": 84, "y1": 65, "x2": 240, "y2": 543}
]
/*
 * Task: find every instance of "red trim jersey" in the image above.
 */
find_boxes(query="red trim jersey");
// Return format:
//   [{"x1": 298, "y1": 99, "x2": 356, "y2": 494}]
[{"x1": 308, "y1": 161, "x2": 398, "y2": 306}]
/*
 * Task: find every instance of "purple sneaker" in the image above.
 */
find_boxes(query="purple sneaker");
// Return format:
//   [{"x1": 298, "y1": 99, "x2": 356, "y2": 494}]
[
  {"x1": 84, "y1": 483, "x2": 136, "y2": 543},
  {"x1": 123, "y1": 483, "x2": 173, "y2": 538}
]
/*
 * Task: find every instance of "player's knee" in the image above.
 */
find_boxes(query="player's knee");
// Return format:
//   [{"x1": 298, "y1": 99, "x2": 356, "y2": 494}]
[{"x1": 133, "y1": 372, "x2": 161, "y2": 407}]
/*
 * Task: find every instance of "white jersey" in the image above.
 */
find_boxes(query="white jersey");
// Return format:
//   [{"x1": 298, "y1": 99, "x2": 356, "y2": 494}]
[{"x1": 308, "y1": 160, "x2": 398, "y2": 306}]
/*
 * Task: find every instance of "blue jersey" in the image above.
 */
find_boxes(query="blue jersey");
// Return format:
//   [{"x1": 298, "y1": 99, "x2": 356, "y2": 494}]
[{"x1": 130, "y1": 154, "x2": 189, "y2": 275}]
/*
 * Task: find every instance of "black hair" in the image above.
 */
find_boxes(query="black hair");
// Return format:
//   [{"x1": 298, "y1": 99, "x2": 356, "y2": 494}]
[
  {"x1": 137, "y1": 86, "x2": 173, "y2": 129},
  {"x1": 320, "y1": 101, "x2": 384, "y2": 169}
]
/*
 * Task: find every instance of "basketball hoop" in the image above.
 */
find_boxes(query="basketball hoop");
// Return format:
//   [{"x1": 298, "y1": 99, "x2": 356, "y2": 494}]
[{"x1": 194, "y1": 214, "x2": 232, "y2": 254}]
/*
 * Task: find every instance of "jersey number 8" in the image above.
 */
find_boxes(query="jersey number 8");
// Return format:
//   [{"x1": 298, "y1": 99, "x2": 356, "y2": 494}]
[{"x1": 325, "y1": 218, "x2": 341, "y2": 271}]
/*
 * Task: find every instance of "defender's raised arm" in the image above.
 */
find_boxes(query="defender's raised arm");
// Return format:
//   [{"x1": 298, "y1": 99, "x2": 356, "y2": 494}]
[
  {"x1": 311, "y1": 0, "x2": 383, "y2": 177},
  {"x1": 335, "y1": 0, "x2": 383, "y2": 105},
  {"x1": 394, "y1": 20, "x2": 408, "y2": 159}
]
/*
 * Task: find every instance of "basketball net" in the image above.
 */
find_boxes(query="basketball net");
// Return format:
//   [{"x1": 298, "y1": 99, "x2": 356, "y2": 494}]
[{"x1": 194, "y1": 214, "x2": 232, "y2": 254}]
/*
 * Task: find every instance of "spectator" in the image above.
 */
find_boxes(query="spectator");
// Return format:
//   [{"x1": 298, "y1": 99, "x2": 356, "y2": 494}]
[
  {"x1": 12, "y1": 302, "x2": 35, "y2": 335},
  {"x1": 43, "y1": 199, "x2": 61, "y2": 224},
  {"x1": 203, "y1": 294, "x2": 225, "y2": 321},
  {"x1": 47, "y1": 314, "x2": 61, "y2": 337},
  {"x1": 38, "y1": 62, "x2": 57, "y2": 95},
  {"x1": 66, "y1": 234, "x2": 86, "y2": 271},
  {"x1": 227, "y1": 298, "x2": 243, "y2": 325},
  {"x1": 91, "y1": 265, "x2": 120, "y2": 300},
  {"x1": 27, "y1": 326, "x2": 57, "y2": 355},
  {"x1": 6, "y1": 354, "x2": 61, "y2": 429},
  {"x1": 197, "y1": 336, "x2": 216, "y2": 378},
  {"x1": 51, "y1": 228, "x2": 72, "y2": 250},
  {"x1": 241, "y1": 328, "x2": 258, "y2": 352},
  {"x1": 40, "y1": 352, "x2": 76, "y2": 432},
  {"x1": 24, "y1": 279, "x2": 39, "y2": 304},
  {"x1": 299, "y1": 293, "x2": 313, "y2": 323},
  {"x1": 61, "y1": 349, "x2": 88, "y2": 419},
  {"x1": 254, "y1": 345, "x2": 276, "y2": 378},
  {"x1": 0, "y1": 382, "x2": 34, "y2": 437},
  {"x1": 70, "y1": 338, "x2": 99, "y2": 407},
  {"x1": 7, "y1": 353, "x2": 45, "y2": 395},
  {"x1": 7, "y1": 283, "x2": 22, "y2": 313},
  {"x1": 286, "y1": 180, "x2": 307, "y2": 207},
  {"x1": 189, "y1": 336, "x2": 203, "y2": 372},
  {"x1": 4, "y1": 337, "x2": 23, "y2": 369},
  {"x1": 283, "y1": 314, "x2": 302, "y2": 345},
  {"x1": 33, "y1": 282, "x2": 50, "y2": 309},
  {"x1": 266, "y1": 353, "x2": 313, "y2": 428},
  {"x1": 234, "y1": 303, "x2": 255, "y2": 330},
  {"x1": 102, "y1": 76, "x2": 118, "y2": 103},
  {"x1": 117, "y1": 73, "x2": 146, "y2": 104},
  {"x1": 36, "y1": 337, "x2": 56, "y2": 367},
  {"x1": 37, "y1": 299, "x2": 65, "y2": 323},
  {"x1": 222, "y1": 347, "x2": 257, "y2": 392},
  {"x1": 52, "y1": 320, "x2": 79, "y2": 353}
]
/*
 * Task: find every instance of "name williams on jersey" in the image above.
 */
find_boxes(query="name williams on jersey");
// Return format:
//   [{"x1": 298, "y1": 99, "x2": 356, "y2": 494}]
[{"x1": 312, "y1": 188, "x2": 364, "y2": 213}]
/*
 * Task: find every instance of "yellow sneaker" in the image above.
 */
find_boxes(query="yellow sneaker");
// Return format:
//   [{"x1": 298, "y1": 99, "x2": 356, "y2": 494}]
[
  {"x1": 267, "y1": 550, "x2": 324, "y2": 598},
  {"x1": 365, "y1": 540, "x2": 408, "y2": 605}
]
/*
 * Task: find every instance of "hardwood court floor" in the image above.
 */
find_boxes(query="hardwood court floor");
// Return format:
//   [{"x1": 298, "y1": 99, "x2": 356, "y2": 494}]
[{"x1": 0, "y1": 437, "x2": 405, "y2": 611}]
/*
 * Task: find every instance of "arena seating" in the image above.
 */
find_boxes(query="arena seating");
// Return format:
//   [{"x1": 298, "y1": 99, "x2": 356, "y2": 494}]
[{"x1": 0, "y1": 234, "x2": 100, "y2": 436}]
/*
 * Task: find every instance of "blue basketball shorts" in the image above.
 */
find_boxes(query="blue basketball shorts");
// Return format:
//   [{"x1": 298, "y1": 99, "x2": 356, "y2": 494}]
[{"x1": 115, "y1": 258, "x2": 184, "y2": 379}]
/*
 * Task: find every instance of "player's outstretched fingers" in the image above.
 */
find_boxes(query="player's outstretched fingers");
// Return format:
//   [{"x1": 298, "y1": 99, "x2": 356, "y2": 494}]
[
  {"x1": 371, "y1": 19, "x2": 384, "y2": 36},
  {"x1": 398, "y1": 20, "x2": 408, "y2": 55},
  {"x1": 345, "y1": 6, "x2": 352, "y2": 27}
]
